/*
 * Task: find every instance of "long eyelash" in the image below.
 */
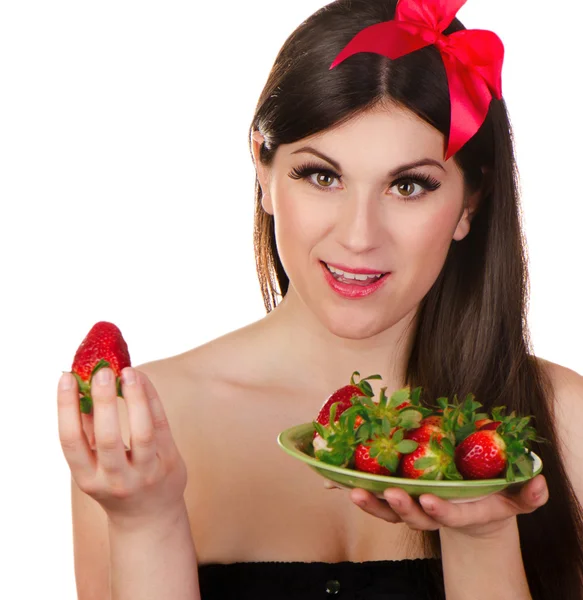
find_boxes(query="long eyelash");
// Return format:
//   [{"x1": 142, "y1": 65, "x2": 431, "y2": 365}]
[
  {"x1": 287, "y1": 162, "x2": 442, "y2": 198},
  {"x1": 288, "y1": 162, "x2": 340, "y2": 184},
  {"x1": 394, "y1": 172, "x2": 442, "y2": 197}
]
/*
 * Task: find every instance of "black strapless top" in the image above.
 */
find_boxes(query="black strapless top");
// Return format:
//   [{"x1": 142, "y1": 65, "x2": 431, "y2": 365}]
[{"x1": 198, "y1": 559, "x2": 445, "y2": 599}]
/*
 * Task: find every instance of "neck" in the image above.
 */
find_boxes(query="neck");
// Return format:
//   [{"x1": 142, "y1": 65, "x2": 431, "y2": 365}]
[{"x1": 262, "y1": 286, "x2": 419, "y2": 395}]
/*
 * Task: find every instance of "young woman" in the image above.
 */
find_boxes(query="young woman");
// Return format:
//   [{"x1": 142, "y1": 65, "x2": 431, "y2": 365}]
[{"x1": 58, "y1": 1, "x2": 583, "y2": 598}]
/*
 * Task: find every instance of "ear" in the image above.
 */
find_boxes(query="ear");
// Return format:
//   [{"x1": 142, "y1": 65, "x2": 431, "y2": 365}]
[
  {"x1": 452, "y1": 192, "x2": 477, "y2": 241},
  {"x1": 453, "y1": 168, "x2": 488, "y2": 241},
  {"x1": 251, "y1": 130, "x2": 273, "y2": 215}
]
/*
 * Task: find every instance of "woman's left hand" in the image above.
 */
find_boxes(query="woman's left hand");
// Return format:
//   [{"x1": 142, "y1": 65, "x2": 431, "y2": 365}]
[{"x1": 330, "y1": 474, "x2": 548, "y2": 536}]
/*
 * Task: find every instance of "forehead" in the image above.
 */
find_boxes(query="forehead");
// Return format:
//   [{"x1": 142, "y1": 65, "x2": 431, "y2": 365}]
[{"x1": 278, "y1": 104, "x2": 457, "y2": 176}]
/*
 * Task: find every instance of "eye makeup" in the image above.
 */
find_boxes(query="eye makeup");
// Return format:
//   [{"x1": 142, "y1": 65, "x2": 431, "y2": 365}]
[{"x1": 288, "y1": 161, "x2": 442, "y2": 200}]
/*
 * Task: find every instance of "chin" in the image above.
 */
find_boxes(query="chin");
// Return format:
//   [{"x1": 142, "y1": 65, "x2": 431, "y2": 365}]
[{"x1": 320, "y1": 310, "x2": 392, "y2": 341}]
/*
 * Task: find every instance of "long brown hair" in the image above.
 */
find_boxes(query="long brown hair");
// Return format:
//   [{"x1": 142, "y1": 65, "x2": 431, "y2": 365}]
[{"x1": 249, "y1": 1, "x2": 583, "y2": 598}]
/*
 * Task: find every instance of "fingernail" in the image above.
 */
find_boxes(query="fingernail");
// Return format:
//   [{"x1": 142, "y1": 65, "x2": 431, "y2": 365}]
[
  {"x1": 94, "y1": 368, "x2": 111, "y2": 385},
  {"x1": 122, "y1": 368, "x2": 136, "y2": 385},
  {"x1": 388, "y1": 497, "x2": 401, "y2": 509},
  {"x1": 59, "y1": 372, "x2": 73, "y2": 391},
  {"x1": 420, "y1": 499, "x2": 435, "y2": 512}
]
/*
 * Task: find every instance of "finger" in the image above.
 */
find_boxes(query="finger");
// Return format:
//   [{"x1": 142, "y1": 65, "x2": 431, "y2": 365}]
[
  {"x1": 417, "y1": 475, "x2": 549, "y2": 530},
  {"x1": 92, "y1": 367, "x2": 128, "y2": 471},
  {"x1": 138, "y1": 371, "x2": 177, "y2": 455},
  {"x1": 57, "y1": 372, "x2": 96, "y2": 479},
  {"x1": 383, "y1": 488, "x2": 440, "y2": 531},
  {"x1": 324, "y1": 480, "x2": 342, "y2": 490},
  {"x1": 121, "y1": 367, "x2": 157, "y2": 467},
  {"x1": 350, "y1": 488, "x2": 402, "y2": 524},
  {"x1": 506, "y1": 475, "x2": 549, "y2": 512}
]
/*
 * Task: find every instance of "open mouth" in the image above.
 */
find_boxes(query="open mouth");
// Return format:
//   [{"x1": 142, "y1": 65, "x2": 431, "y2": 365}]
[{"x1": 321, "y1": 261, "x2": 389, "y2": 286}]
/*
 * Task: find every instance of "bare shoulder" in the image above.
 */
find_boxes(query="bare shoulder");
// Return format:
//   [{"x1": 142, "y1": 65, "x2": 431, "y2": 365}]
[
  {"x1": 536, "y1": 357, "x2": 583, "y2": 413},
  {"x1": 535, "y1": 357, "x2": 583, "y2": 497},
  {"x1": 130, "y1": 319, "x2": 274, "y2": 448}
]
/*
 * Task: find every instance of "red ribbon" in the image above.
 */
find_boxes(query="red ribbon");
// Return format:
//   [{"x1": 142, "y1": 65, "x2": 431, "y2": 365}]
[{"x1": 330, "y1": 0, "x2": 504, "y2": 160}]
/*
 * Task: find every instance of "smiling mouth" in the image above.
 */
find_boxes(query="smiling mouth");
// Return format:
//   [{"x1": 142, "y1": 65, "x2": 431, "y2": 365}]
[{"x1": 322, "y1": 262, "x2": 389, "y2": 286}]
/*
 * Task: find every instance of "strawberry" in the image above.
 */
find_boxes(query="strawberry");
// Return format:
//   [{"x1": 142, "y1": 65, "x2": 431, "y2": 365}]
[
  {"x1": 353, "y1": 426, "x2": 418, "y2": 475},
  {"x1": 475, "y1": 418, "x2": 502, "y2": 431},
  {"x1": 69, "y1": 321, "x2": 131, "y2": 414},
  {"x1": 454, "y1": 430, "x2": 507, "y2": 479},
  {"x1": 405, "y1": 415, "x2": 446, "y2": 444},
  {"x1": 355, "y1": 443, "x2": 391, "y2": 475},
  {"x1": 399, "y1": 436, "x2": 462, "y2": 480},
  {"x1": 313, "y1": 371, "x2": 381, "y2": 438},
  {"x1": 454, "y1": 408, "x2": 539, "y2": 480}
]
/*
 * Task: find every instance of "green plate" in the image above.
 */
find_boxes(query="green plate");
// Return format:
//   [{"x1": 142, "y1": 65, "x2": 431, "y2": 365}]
[{"x1": 277, "y1": 422, "x2": 543, "y2": 503}]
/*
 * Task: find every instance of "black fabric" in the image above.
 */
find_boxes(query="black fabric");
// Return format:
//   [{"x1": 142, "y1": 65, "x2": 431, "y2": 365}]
[{"x1": 198, "y1": 558, "x2": 442, "y2": 599}]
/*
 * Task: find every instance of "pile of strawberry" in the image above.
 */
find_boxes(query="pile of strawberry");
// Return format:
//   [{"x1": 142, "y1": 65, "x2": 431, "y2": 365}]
[{"x1": 312, "y1": 372, "x2": 540, "y2": 481}]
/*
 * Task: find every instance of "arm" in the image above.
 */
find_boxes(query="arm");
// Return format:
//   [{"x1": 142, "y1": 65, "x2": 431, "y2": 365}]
[
  {"x1": 61, "y1": 363, "x2": 201, "y2": 600},
  {"x1": 439, "y1": 518, "x2": 531, "y2": 600},
  {"x1": 108, "y1": 500, "x2": 199, "y2": 600}
]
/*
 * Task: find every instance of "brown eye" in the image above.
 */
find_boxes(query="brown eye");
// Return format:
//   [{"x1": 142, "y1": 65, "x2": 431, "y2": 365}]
[
  {"x1": 397, "y1": 181, "x2": 417, "y2": 197},
  {"x1": 315, "y1": 173, "x2": 335, "y2": 187}
]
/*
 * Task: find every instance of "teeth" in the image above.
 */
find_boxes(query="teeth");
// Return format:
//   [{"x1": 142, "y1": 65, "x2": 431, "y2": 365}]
[{"x1": 326, "y1": 264, "x2": 383, "y2": 279}]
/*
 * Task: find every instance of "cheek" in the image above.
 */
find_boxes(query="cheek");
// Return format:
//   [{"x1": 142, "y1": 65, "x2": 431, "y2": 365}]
[
  {"x1": 393, "y1": 202, "x2": 461, "y2": 285},
  {"x1": 271, "y1": 186, "x2": 332, "y2": 264}
]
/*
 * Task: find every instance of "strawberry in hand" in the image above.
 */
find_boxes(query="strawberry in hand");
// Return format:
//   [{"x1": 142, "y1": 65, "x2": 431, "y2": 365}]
[{"x1": 69, "y1": 321, "x2": 131, "y2": 414}]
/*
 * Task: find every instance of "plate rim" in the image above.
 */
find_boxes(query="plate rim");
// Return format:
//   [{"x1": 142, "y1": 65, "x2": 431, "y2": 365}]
[{"x1": 278, "y1": 422, "x2": 543, "y2": 488}]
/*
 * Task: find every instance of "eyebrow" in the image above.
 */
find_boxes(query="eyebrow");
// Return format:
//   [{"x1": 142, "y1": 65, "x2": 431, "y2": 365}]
[{"x1": 290, "y1": 146, "x2": 446, "y2": 177}]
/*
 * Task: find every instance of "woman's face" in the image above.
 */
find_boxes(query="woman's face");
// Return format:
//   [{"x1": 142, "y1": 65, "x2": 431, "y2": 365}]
[{"x1": 253, "y1": 105, "x2": 480, "y2": 340}]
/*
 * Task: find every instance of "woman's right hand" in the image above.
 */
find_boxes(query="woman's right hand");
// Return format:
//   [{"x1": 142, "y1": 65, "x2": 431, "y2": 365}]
[{"x1": 57, "y1": 366, "x2": 188, "y2": 530}]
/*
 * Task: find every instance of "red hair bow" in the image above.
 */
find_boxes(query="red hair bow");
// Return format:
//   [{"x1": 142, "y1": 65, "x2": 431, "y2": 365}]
[{"x1": 330, "y1": 0, "x2": 504, "y2": 160}]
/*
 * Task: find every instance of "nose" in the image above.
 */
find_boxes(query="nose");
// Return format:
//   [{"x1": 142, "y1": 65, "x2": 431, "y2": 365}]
[{"x1": 335, "y1": 190, "x2": 383, "y2": 255}]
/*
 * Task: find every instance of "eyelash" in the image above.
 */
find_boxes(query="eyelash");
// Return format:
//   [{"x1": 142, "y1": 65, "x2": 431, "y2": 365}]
[{"x1": 288, "y1": 162, "x2": 442, "y2": 200}]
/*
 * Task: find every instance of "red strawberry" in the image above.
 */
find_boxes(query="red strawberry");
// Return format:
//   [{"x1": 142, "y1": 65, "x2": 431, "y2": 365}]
[
  {"x1": 475, "y1": 418, "x2": 502, "y2": 431},
  {"x1": 399, "y1": 436, "x2": 461, "y2": 480},
  {"x1": 454, "y1": 430, "x2": 507, "y2": 479},
  {"x1": 315, "y1": 384, "x2": 366, "y2": 428},
  {"x1": 354, "y1": 428, "x2": 418, "y2": 475},
  {"x1": 405, "y1": 416, "x2": 445, "y2": 444},
  {"x1": 454, "y1": 408, "x2": 539, "y2": 481},
  {"x1": 69, "y1": 321, "x2": 131, "y2": 414},
  {"x1": 313, "y1": 372, "x2": 381, "y2": 438},
  {"x1": 355, "y1": 443, "x2": 391, "y2": 475}
]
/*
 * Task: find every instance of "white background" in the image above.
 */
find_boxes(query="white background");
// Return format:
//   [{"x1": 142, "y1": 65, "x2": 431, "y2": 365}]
[{"x1": 1, "y1": 1, "x2": 581, "y2": 597}]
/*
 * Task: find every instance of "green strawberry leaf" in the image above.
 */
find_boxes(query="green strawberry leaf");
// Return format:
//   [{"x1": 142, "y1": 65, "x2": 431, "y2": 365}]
[
  {"x1": 414, "y1": 456, "x2": 438, "y2": 469},
  {"x1": 314, "y1": 422, "x2": 328, "y2": 439},
  {"x1": 72, "y1": 372, "x2": 90, "y2": 395},
  {"x1": 440, "y1": 437, "x2": 454, "y2": 457},
  {"x1": 397, "y1": 409, "x2": 423, "y2": 429},
  {"x1": 389, "y1": 389, "x2": 410, "y2": 409},
  {"x1": 359, "y1": 381, "x2": 374, "y2": 397},
  {"x1": 396, "y1": 440, "x2": 418, "y2": 454},
  {"x1": 514, "y1": 453, "x2": 534, "y2": 478},
  {"x1": 410, "y1": 387, "x2": 422, "y2": 404},
  {"x1": 360, "y1": 395, "x2": 377, "y2": 410},
  {"x1": 391, "y1": 425, "x2": 405, "y2": 443},
  {"x1": 505, "y1": 462, "x2": 516, "y2": 482},
  {"x1": 380, "y1": 454, "x2": 399, "y2": 474},
  {"x1": 91, "y1": 359, "x2": 111, "y2": 377},
  {"x1": 443, "y1": 462, "x2": 463, "y2": 480},
  {"x1": 382, "y1": 416, "x2": 393, "y2": 436},
  {"x1": 436, "y1": 397, "x2": 449, "y2": 411},
  {"x1": 362, "y1": 374, "x2": 383, "y2": 382},
  {"x1": 80, "y1": 396, "x2": 93, "y2": 414}
]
